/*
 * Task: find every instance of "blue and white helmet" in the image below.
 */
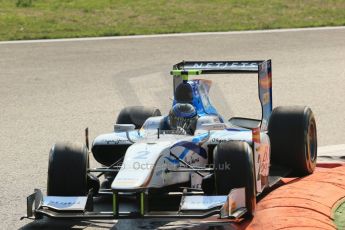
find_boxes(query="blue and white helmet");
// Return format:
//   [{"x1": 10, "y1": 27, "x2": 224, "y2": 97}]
[{"x1": 168, "y1": 103, "x2": 197, "y2": 134}]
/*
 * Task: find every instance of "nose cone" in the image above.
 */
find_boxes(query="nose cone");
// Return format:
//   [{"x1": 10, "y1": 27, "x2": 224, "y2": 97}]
[{"x1": 111, "y1": 142, "x2": 171, "y2": 191}]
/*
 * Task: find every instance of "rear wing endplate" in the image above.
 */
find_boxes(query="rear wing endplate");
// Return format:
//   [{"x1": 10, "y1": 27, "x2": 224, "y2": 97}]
[{"x1": 172, "y1": 60, "x2": 272, "y2": 131}]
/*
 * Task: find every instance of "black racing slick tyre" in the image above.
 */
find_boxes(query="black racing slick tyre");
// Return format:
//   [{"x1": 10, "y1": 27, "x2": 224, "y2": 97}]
[
  {"x1": 214, "y1": 141, "x2": 256, "y2": 216},
  {"x1": 116, "y1": 106, "x2": 161, "y2": 129},
  {"x1": 47, "y1": 142, "x2": 89, "y2": 196},
  {"x1": 268, "y1": 106, "x2": 317, "y2": 176}
]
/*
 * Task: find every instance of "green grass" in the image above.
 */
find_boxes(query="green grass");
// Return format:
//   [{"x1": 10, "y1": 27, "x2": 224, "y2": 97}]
[
  {"x1": 333, "y1": 199, "x2": 345, "y2": 229},
  {"x1": 0, "y1": 0, "x2": 345, "y2": 41}
]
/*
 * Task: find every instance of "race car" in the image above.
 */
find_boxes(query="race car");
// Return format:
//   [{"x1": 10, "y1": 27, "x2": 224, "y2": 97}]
[{"x1": 23, "y1": 59, "x2": 317, "y2": 221}]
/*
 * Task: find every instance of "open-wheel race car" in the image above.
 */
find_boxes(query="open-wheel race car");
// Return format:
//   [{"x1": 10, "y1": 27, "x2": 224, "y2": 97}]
[{"x1": 24, "y1": 59, "x2": 317, "y2": 221}]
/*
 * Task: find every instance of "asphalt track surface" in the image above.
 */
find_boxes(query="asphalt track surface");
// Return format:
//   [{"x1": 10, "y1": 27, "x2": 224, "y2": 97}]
[{"x1": 0, "y1": 27, "x2": 345, "y2": 229}]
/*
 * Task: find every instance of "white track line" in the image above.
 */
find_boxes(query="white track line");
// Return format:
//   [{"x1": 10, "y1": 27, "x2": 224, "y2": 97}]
[
  {"x1": 318, "y1": 144, "x2": 345, "y2": 163},
  {"x1": 0, "y1": 26, "x2": 344, "y2": 45},
  {"x1": 319, "y1": 144, "x2": 345, "y2": 156}
]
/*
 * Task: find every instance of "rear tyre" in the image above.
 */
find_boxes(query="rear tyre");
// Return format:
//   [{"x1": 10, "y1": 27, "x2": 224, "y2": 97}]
[
  {"x1": 47, "y1": 142, "x2": 89, "y2": 196},
  {"x1": 268, "y1": 106, "x2": 317, "y2": 176},
  {"x1": 116, "y1": 106, "x2": 161, "y2": 129},
  {"x1": 214, "y1": 141, "x2": 256, "y2": 216}
]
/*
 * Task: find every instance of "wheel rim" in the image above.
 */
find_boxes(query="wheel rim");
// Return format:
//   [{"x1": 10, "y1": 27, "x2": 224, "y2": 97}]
[{"x1": 307, "y1": 120, "x2": 317, "y2": 162}]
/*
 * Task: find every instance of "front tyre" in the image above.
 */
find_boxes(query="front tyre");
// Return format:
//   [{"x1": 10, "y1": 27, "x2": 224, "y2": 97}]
[
  {"x1": 47, "y1": 142, "x2": 89, "y2": 196},
  {"x1": 214, "y1": 141, "x2": 256, "y2": 216},
  {"x1": 268, "y1": 106, "x2": 317, "y2": 176}
]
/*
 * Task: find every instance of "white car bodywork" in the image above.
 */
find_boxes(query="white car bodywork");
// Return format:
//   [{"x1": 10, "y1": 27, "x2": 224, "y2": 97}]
[{"x1": 92, "y1": 114, "x2": 270, "y2": 194}]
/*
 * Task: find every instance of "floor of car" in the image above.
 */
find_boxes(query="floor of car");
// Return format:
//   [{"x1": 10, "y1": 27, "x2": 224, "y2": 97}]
[{"x1": 268, "y1": 164, "x2": 291, "y2": 187}]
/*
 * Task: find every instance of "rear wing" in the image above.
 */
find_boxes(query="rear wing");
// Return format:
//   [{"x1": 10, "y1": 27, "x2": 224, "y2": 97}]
[
  {"x1": 174, "y1": 61, "x2": 262, "y2": 73},
  {"x1": 172, "y1": 60, "x2": 272, "y2": 131}
]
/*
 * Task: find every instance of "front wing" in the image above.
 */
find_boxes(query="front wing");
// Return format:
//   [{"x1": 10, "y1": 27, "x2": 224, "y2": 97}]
[{"x1": 23, "y1": 188, "x2": 247, "y2": 221}]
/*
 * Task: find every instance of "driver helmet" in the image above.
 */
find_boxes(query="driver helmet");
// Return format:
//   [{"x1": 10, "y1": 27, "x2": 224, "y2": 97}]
[{"x1": 168, "y1": 103, "x2": 197, "y2": 134}]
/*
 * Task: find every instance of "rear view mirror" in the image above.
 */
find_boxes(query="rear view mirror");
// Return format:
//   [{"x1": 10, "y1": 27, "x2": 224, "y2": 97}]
[
  {"x1": 228, "y1": 117, "x2": 261, "y2": 129},
  {"x1": 114, "y1": 124, "x2": 135, "y2": 132},
  {"x1": 201, "y1": 123, "x2": 226, "y2": 131}
]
